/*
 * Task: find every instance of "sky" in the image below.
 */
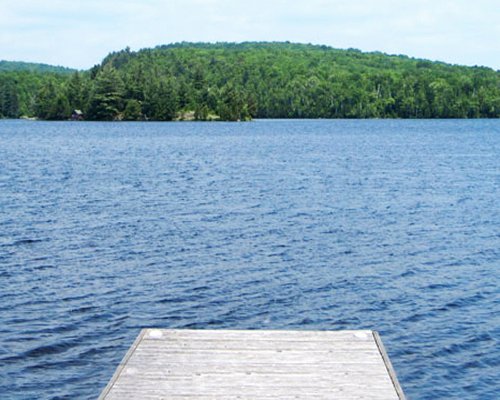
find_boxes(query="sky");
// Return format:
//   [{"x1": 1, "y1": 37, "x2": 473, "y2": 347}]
[{"x1": 1, "y1": 0, "x2": 499, "y2": 70}]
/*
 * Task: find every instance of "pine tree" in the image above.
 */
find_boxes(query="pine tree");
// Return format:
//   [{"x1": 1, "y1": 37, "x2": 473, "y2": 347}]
[
  {"x1": 34, "y1": 80, "x2": 57, "y2": 119},
  {"x1": 48, "y1": 94, "x2": 71, "y2": 120},
  {"x1": 67, "y1": 71, "x2": 85, "y2": 111},
  {"x1": 0, "y1": 80, "x2": 20, "y2": 118},
  {"x1": 87, "y1": 65, "x2": 125, "y2": 120},
  {"x1": 123, "y1": 99, "x2": 143, "y2": 120},
  {"x1": 217, "y1": 84, "x2": 251, "y2": 121},
  {"x1": 144, "y1": 78, "x2": 178, "y2": 120}
]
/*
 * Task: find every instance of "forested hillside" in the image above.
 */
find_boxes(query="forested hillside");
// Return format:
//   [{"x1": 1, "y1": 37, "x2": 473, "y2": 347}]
[
  {"x1": 1, "y1": 42, "x2": 500, "y2": 120},
  {"x1": 0, "y1": 60, "x2": 75, "y2": 74}
]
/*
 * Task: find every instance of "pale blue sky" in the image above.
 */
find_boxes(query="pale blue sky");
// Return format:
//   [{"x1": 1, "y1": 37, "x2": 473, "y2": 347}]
[{"x1": 1, "y1": 0, "x2": 499, "y2": 70}]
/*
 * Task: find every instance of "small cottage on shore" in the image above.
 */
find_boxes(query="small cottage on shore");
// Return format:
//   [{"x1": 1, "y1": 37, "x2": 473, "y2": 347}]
[{"x1": 71, "y1": 109, "x2": 84, "y2": 120}]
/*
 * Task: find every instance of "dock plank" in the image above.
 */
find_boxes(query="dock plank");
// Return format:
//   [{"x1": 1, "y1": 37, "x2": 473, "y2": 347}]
[{"x1": 99, "y1": 329, "x2": 405, "y2": 400}]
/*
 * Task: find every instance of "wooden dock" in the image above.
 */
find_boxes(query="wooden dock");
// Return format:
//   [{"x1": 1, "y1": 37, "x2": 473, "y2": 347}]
[{"x1": 99, "y1": 329, "x2": 406, "y2": 399}]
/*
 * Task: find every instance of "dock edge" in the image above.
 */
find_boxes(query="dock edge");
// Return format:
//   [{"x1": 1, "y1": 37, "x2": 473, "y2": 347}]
[
  {"x1": 372, "y1": 331, "x2": 407, "y2": 400},
  {"x1": 97, "y1": 329, "x2": 147, "y2": 400}
]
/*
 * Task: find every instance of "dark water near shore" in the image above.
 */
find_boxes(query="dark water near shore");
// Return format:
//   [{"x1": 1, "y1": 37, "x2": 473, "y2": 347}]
[{"x1": 0, "y1": 119, "x2": 499, "y2": 399}]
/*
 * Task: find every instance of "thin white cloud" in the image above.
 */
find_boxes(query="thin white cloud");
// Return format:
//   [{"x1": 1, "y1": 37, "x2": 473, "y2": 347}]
[{"x1": 0, "y1": 0, "x2": 498, "y2": 69}]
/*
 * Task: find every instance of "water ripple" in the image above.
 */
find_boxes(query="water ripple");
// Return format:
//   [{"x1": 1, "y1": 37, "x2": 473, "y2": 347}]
[{"x1": 0, "y1": 119, "x2": 499, "y2": 399}]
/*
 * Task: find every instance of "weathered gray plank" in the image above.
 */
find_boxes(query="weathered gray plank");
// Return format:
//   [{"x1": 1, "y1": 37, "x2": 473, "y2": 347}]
[
  {"x1": 143, "y1": 329, "x2": 374, "y2": 341},
  {"x1": 130, "y1": 349, "x2": 383, "y2": 364},
  {"x1": 105, "y1": 395, "x2": 396, "y2": 400},
  {"x1": 99, "y1": 329, "x2": 405, "y2": 400},
  {"x1": 136, "y1": 339, "x2": 378, "y2": 351}
]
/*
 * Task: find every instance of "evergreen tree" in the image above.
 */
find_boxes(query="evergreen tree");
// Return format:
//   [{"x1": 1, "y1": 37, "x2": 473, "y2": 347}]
[
  {"x1": 48, "y1": 94, "x2": 71, "y2": 120},
  {"x1": 0, "y1": 80, "x2": 20, "y2": 118},
  {"x1": 144, "y1": 78, "x2": 178, "y2": 120},
  {"x1": 217, "y1": 84, "x2": 251, "y2": 121},
  {"x1": 67, "y1": 71, "x2": 85, "y2": 111},
  {"x1": 34, "y1": 80, "x2": 57, "y2": 119},
  {"x1": 87, "y1": 65, "x2": 125, "y2": 120},
  {"x1": 123, "y1": 99, "x2": 143, "y2": 120}
]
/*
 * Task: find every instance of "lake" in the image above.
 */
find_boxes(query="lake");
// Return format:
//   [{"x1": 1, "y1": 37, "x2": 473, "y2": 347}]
[{"x1": 0, "y1": 119, "x2": 499, "y2": 399}]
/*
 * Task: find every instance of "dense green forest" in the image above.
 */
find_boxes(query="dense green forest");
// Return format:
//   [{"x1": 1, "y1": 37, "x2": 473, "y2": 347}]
[
  {"x1": 0, "y1": 60, "x2": 75, "y2": 74},
  {"x1": 1, "y1": 42, "x2": 500, "y2": 120}
]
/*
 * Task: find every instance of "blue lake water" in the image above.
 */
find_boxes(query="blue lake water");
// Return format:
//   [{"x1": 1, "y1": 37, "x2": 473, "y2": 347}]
[{"x1": 0, "y1": 119, "x2": 499, "y2": 399}]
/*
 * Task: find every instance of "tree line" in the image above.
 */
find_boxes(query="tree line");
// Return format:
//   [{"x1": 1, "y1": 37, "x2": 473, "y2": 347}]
[{"x1": 1, "y1": 42, "x2": 500, "y2": 121}]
